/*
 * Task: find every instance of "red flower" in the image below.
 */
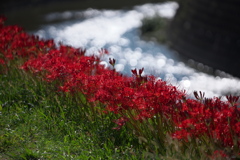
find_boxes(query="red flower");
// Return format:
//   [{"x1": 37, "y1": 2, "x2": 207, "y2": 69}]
[
  {"x1": 211, "y1": 150, "x2": 227, "y2": 159},
  {"x1": 112, "y1": 117, "x2": 128, "y2": 130},
  {"x1": 0, "y1": 58, "x2": 5, "y2": 65}
]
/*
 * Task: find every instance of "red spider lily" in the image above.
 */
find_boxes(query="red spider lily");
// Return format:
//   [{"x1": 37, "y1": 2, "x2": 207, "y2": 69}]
[
  {"x1": 211, "y1": 150, "x2": 227, "y2": 159},
  {"x1": 226, "y1": 95, "x2": 239, "y2": 106},
  {"x1": 0, "y1": 58, "x2": 5, "y2": 65},
  {"x1": 131, "y1": 68, "x2": 144, "y2": 77},
  {"x1": 131, "y1": 68, "x2": 148, "y2": 85},
  {"x1": 193, "y1": 91, "x2": 205, "y2": 101},
  {"x1": 109, "y1": 58, "x2": 116, "y2": 67},
  {"x1": 112, "y1": 117, "x2": 128, "y2": 130},
  {"x1": 99, "y1": 48, "x2": 109, "y2": 56},
  {"x1": 0, "y1": 18, "x2": 55, "y2": 61},
  {"x1": 172, "y1": 96, "x2": 240, "y2": 148}
]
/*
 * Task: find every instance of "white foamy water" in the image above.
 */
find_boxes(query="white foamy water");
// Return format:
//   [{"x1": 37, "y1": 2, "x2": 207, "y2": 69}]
[{"x1": 33, "y1": 1, "x2": 240, "y2": 98}]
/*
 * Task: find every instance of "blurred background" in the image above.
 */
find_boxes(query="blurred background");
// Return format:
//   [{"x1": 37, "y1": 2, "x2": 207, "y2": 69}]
[
  {"x1": 0, "y1": 0, "x2": 168, "y2": 30},
  {"x1": 1, "y1": 0, "x2": 240, "y2": 98}
]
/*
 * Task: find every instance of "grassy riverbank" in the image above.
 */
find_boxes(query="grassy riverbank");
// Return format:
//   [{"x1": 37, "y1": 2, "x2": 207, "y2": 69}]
[
  {"x1": 0, "y1": 62, "x2": 142, "y2": 159},
  {"x1": 0, "y1": 15, "x2": 239, "y2": 159}
]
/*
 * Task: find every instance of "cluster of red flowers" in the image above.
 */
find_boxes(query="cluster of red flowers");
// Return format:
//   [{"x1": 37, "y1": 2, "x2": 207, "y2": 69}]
[
  {"x1": 0, "y1": 16, "x2": 239, "y2": 157},
  {"x1": 0, "y1": 16, "x2": 55, "y2": 64},
  {"x1": 172, "y1": 92, "x2": 240, "y2": 147}
]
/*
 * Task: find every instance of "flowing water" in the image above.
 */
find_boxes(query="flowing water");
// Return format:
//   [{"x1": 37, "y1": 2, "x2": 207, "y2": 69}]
[{"x1": 28, "y1": 1, "x2": 240, "y2": 98}]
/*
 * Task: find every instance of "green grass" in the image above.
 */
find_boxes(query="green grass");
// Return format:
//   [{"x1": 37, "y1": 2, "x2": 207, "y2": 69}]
[{"x1": 0, "y1": 62, "x2": 142, "y2": 160}]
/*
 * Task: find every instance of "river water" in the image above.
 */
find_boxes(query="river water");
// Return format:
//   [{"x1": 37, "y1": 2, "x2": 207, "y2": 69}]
[{"x1": 29, "y1": 1, "x2": 240, "y2": 98}]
